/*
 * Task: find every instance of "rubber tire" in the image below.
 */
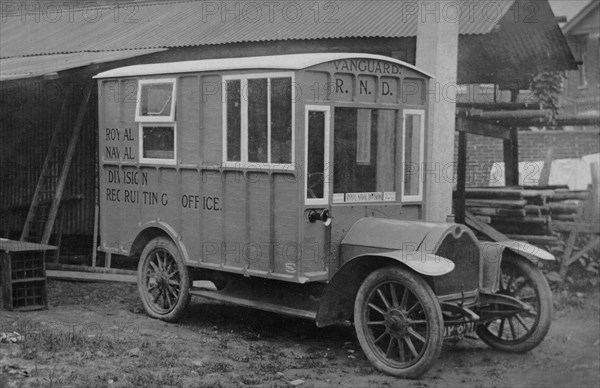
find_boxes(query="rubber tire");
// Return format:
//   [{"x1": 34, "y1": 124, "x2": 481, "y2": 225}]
[
  {"x1": 477, "y1": 255, "x2": 552, "y2": 353},
  {"x1": 354, "y1": 266, "x2": 444, "y2": 379},
  {"x1": 137, "y1": 236, "x2": 191, "y2": 322}
]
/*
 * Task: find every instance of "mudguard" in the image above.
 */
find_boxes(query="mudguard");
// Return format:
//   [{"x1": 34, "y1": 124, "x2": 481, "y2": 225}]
[
  {"x1": 352, "y1": 251, "x2": 455, "y2": 276},
  {"x1": 495, "y1": 240, "x2": 556, "y2": 262},
  {"x1": 340, "y1": 217, "x2": 455, "y2": 252},
  {"x1": 316, "y1": 218, "x2": 460, "y2": 327},
  {"x1": 479, "y1": 240, "x2": 555, "y2": 293}
]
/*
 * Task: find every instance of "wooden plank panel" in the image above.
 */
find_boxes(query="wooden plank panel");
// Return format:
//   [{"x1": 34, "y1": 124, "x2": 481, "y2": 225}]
[
  {"x1": 180, "y1": 169, "x2": 201, "y2": 263},
  {"x1": 273, "y1": 174, "x2": 299, "y2": 277},
  {"x1": 201, "y1": 170, "x2": 223, "y2": 265},
  {"x1": 178, "y1": 76, "x2": 201, "y2": 164},
  {"x1": 247, "y1": 172, "x2": 271, "y2": 273},
  {"x1": 222, "y1": 171, "x2": 246, "y2": 269},
  {"x1": 201, "y1": 74, "x2": 222, "y2": 162}
]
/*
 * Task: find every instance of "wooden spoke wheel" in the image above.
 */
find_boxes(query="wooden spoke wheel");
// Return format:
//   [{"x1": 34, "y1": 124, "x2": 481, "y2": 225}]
[
  {"x1": 354, "y1": 266, "x2": 443, "y2": 378},
  {"x1": 138, "y1": 237, "x2": 190, "y2": 322},
  {"x1": 476, "y1": 255, "x2": 552, "y2": 353}
]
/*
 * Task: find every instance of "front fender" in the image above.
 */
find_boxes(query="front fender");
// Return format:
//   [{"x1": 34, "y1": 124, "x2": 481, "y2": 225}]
[
  {"x1": 495, "y1": 240, "x2": 555, "y2": 263},
  {"x1": 315, "y1": 251, "x2": 454, "y2": 327},
  {"x1": 480, "y1": 240, "x2": 555, "y2": 293},
  {"x1": 351, "y1": 251, "x2": 455, "y2": 276}
]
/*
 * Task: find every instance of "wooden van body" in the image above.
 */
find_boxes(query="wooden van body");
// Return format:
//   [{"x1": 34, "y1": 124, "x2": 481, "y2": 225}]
[{"x1": 95, "y1": 53, "x2": 434, "y2": 285}]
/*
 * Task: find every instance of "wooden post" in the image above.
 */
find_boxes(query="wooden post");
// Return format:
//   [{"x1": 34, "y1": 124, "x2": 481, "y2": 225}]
[
  {"x1": 416, "y1": 0, "x2": 459, "y2": 222},
  {"x1": 53, "y1": 209, "x2": 64, "y2": 263},
  {"x1": 590, "y1": 162, "x2": 599, "y2": 223},
  {"x1": 503, "y1": 128, "x2": 519, "y2": 186},
  {"x1": 539, "y1": 148, "x2": 554, "y2": 186},
  {"x1": 456, "y1": 124, "x2": 467, "y2": 224}
]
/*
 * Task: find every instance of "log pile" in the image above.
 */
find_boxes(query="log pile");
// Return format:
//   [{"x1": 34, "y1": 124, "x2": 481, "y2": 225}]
[{"x1": 459, "y1": 186, "x2": 590, "y2": 246}]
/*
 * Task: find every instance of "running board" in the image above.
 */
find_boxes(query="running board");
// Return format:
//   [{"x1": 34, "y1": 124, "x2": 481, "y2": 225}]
[{"x1": 190, "y1": 288, "x2": 318, "y2": 320}]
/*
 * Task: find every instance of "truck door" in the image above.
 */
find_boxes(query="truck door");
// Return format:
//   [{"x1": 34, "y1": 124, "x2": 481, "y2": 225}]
[{"x1": 301, "y1": 105, "x2": 331, "y2": 280}]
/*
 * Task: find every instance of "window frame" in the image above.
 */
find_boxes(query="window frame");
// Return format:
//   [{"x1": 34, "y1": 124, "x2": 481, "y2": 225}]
[
  {"x1": 401, "y1": 109, "x2": 425, "y2": 203},
  {"x1": 222, "y1": 72, "x2": 296, "y2": 167},
  {"x1": 135, "y1": 78, "x2": 177, "y2": 122},
  {"x1": 304, "y1": 105, "x2": 331, "y2": 206},
  {"x1": 138, "y1": 123, "x2": 177, "y2": 165}
]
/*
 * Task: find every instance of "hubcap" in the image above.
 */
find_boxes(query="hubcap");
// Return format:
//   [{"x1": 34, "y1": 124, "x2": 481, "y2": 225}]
[{"x1": 386, "y1": 311, "x2": 407, "y2": 335}]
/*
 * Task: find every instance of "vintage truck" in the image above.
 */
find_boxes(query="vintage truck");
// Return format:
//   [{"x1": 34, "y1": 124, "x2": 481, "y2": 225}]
[{"x1": 94, "y1": 53, "x2": 553, "y2": 378}]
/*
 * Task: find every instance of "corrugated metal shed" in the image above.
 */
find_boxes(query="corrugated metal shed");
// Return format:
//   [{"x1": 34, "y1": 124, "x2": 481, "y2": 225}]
[
  {"x1": 1, "y1": 0, "x2": 516, "y2": 58},
  {"x1": 0, "y1": 49, "x2": 165, "y2": 81}
]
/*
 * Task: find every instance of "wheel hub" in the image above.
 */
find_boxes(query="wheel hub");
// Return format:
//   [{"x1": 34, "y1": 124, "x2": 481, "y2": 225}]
[
  {"x1": 156, "y1": 273, "x2": 168, "y2": 288},
  {"x1": 386, "y1": 310, "x2": 408, "y2": 336}
]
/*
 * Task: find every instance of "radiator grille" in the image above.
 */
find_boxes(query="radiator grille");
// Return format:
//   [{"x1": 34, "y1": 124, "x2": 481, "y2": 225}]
[{"x1": 432, "y1": 232, "x2": 480, "y2": 297}]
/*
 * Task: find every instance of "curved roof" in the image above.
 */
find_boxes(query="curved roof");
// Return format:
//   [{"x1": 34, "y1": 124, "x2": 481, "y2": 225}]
[{"x1": 94, "y1": 53, "x2": 434, "y2": 79}]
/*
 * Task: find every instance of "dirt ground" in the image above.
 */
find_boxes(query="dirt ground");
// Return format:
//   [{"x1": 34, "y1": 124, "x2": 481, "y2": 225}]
[{"x1": 1, "y1": 280, "x2": 599, "y2": 388}]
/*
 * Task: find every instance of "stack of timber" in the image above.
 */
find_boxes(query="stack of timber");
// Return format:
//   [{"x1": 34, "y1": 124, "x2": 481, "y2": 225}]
[{"x1": 461, "y1": 186, "x2": 590, "y2": 246}]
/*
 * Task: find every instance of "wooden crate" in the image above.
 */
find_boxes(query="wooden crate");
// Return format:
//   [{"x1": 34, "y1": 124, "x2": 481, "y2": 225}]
[{"x1": 0, "y1": 239, "x2": 56, "y2": 311}]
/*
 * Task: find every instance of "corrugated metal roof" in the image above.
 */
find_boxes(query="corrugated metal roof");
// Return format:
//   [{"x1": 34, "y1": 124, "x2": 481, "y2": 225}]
[
  {"x1": 94, "y1": 53, "x2": 435, "y2": 79},
  {"x1": 0, "y1": 0, "x2": 516, "y2": 59},
  {"x1": 0, "y1": 49, "x2": 165, "y2": 81}
]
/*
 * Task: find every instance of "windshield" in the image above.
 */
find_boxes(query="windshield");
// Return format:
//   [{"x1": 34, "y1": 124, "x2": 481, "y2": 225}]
[{"x1": 333, "y1": 107, "x2": 397, "y2": 203}]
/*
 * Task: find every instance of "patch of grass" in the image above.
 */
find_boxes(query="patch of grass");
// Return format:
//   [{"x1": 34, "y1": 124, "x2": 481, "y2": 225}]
[
  {"x1": 21, "y1": 326, "x2": 130, "y2": 359},
  {"x1": 127, "y1": 368, "x2": 183, "y2": 388}
]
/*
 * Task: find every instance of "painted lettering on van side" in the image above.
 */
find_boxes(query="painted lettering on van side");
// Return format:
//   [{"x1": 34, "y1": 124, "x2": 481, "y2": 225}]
[
  {"x1": 333, "y1": 59, "x2": 401, "y2": 75},
  {"x1": 104, "y1": 127, "x2": 135, "y2": 161},
  {"x1": 181, "y1": 194, "x2": 221, "y2": 211}
]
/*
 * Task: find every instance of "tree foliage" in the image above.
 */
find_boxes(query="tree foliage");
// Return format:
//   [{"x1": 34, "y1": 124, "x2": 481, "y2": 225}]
[{"x1": 529, "y1": 71, "x2": 565, "y2": 123}]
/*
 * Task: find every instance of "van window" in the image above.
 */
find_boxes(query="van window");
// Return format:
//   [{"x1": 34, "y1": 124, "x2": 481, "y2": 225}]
[
  {"x1": 333, "y1": 108, "x2": 396, "y2": 202},
  {"x1": 402, "y1": 110, "x2": 425, "y2": 201},
  {"x1": 135, "y1": 79, "x2": 176, "y2": 122},
  {"x1": 224, "y1": 75, "x2": 294, "y2": 165},
  {"x1": 142, "y1": 125, "x2": 175, "y2": 160},
  {"x1": 226, "y1": 80, "x2": 242, "y2": 161},
  {"x1": 136, "y1": 78, "x2": 177, "y2": 164},
  {"x1": 305, "y1": 105, "x2": 330, "y2": 205}
]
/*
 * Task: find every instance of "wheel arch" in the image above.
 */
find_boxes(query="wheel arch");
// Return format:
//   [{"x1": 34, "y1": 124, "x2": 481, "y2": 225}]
[
  {"x1": 130, "y1": 221, "x2": 189, "y2": 263},
  {"x1": 315, "y1": 253, "x2": 449, "y2": 328}
]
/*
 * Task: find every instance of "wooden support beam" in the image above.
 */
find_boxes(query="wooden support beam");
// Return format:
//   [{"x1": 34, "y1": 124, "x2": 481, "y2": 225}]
[
  {"x1": 539, "y1": 148, "x2": 553, "y2": 187},
  {"x1": 464, "y1": 188, "x2": 523, "y2": 200},
  {"x1": 455, "y1": 127, "x2": 467, "y2": 224},
  {"x1": 42, "y1": 85, "x2": 92, "y2": 245},
  {"x1": 46, "y1": 263, "x2": 135, "y2": 275},
  {"x1": 456, "y1": 102, "x2": 541, "y2": 111},
  {"x1": 20, "y1": 98, "x2": 69, "y2": 241},
  {"x1": 46, "y1": 270, "x2": 136, "y2": 283},
  {"x1": 455, "y1": 117, "x2": 511, "y2": 139},
  {"x1": 465, "y1": 199, "x2": 527, "y2": 209},
  {"x1": 465, "y1": 211, "x2": 509, "y2": 242},
  {"x1": 503, "y1": 128, "x2": 519, "y2": 186},
  {"x1": 467, "y1": 109, "x2": 553, "y2": 121},
  {"x1": 556, "y1": 115, "x2": 600, "y2": 126},
  {"x1": 590, "y1": 162, "x2": 600, "y2": 223}
]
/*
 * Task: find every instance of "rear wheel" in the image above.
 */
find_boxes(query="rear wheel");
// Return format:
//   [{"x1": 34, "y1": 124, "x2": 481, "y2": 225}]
[
  {"x1": 138, "y1": 237, "x2": 191, "y2": 322},
  {"x1": 354, "y1": 266, "x2": 443, "y2": 378},
  {"x1": 476, "y1": 255, "x2": 552, "y2": 353}
]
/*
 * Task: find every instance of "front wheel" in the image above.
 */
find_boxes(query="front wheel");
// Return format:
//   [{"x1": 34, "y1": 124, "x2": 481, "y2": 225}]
[
  {"x1": 476, "y1": 255, "x2": 552, "y2": 353},
  {"x1": 137, "y1": 237, "x2": 191, "y2": 322},
  {"x1": 354, "y1": 266, "x2": 443, "y2": 379}
]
